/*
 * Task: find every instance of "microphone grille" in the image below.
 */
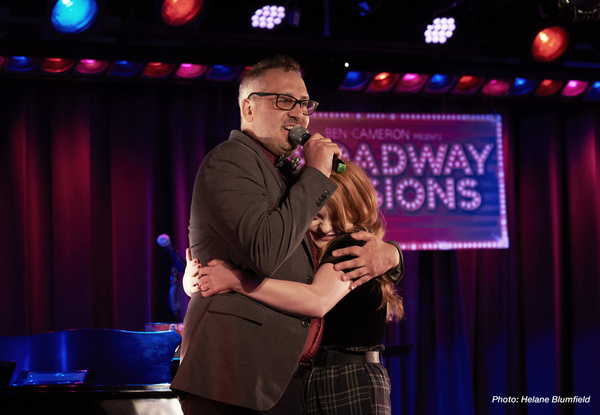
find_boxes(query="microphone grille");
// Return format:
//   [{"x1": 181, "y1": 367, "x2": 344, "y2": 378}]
[
  {"x1": 156, "y1": 234, "x2": 171, "y2": 247},
  {"x1": 289, "y1": 126, "x2": 310, "y2": 145}
]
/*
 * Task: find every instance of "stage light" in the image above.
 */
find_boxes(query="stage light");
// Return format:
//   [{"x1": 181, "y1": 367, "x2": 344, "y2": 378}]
[
  {"x1": 41, "y1": 58, "x2": 74, "y2": 75},
  {"x1": 205, "y1": 65, "x2": 241, "y2": 81},
  {"x1": 366, "y1": 72, "x2": 400, "y2": 93},
  {"x1": 74, "y1": 59, "x2": 109, "y2": 76},
  {"x1": 339, "y1": 71, "x2": 371, "y2": 91},
  {"x1": 174, "y1": 63, "x2": 208, "y2": 79},
  {"x1": 535, "y1": 79, "x2": 563, "y2": 96},
  {"x1": 161, "y1": 0, "x2": 205, "y2": 27},
  {"x1": 142, "y1": 62, "x2": 176, "y2": 79},
  {"x1": 424, "y1": 74, "x2": 457, "y2": 94},
  {"x1": 251, "y1": 5, "x2": 286, "y2": 29},
  {"x1": 394, "y1": 73, "x2": 429, "y2": 93},
  {"x1": 561, "y1": 80, "x2": 589, "y2": 97},
  {"x1": 51, "y1": 0, "x2": 99, "y2": 34},
  {"x1": 424, "y1": 17, "x2": 456, "y2": 44},
  {"x1": 356, "y1": 0, "x2": 384, "y2": 16},
  {"x1": 584, "y1": 81, "x2": 600, "y2": 100},
  {"x1": 481, "y1": 79, "x2": 511, "y2": 97},
  {"x1": 531, "y1": 25, "x2": 570, "y2": 62},
  {"x1": 558, "y1": 0, "x2": 600, "y2": 22},
  {"x1": 237, "y1": 66, "x2": 253, "y2": 82},
  {"x1": 509, "y1": 77, "x2": 538, "y2": 96},
  {"x1": 5, "y1": 56, "x2": 40, "y2": 74},
  {"x1": 452, "y1": 75, "x2": 484, "y2": 95},
  {"x1": 107, "y1": 61, "x2": 142, "y2": 78}
]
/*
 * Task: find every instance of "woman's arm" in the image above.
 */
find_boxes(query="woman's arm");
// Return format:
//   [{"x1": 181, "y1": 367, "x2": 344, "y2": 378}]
[{"x1": 198, "y1": 258, "x2": 353, "y2": 318}]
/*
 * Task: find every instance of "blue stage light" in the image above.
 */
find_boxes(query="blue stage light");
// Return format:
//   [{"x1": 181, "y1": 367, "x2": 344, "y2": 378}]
[
  {"x1": 509, "y1": 78, "x2": 538, "y2": 96},
  {"x1": 51, "y1": 0, "x2": 99, "y2": 34},
  {"x1": 425, "y1": 74, "x2": 456, "y2": 94},
  {"x1": 205, "y1": 65, "x2": 241, "y2": 81},
  {"x1": 107, "y1": 61, "x2": 142, "y2": 78},
  {"x1": 339, "y1": 71, "x2": 371, "y2": 91},
  {"x1": 584, "y1": 81, "x2": 600, "y2": 101},
  {"x1": 6, "y1": 56, "x2": 40, "y2": 74}
]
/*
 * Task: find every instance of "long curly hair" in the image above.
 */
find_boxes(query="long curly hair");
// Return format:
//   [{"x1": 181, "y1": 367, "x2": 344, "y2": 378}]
[{"x1": 325, "y1": 161, "x2": 404, "y2": 321}]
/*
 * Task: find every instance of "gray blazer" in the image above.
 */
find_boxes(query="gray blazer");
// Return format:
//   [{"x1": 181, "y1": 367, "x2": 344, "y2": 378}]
[{"x1": 171, "y1": 130, "x2": 337, "y2": 410}]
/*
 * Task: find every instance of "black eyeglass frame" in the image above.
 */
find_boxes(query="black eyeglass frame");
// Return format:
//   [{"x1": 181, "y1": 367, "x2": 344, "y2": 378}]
[{"x1": 247, "y1": 92, "x2": 319, "y2": 115}]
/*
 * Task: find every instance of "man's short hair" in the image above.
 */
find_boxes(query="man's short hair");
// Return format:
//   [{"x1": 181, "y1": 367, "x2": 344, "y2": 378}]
[{"x1": 238, "y1": 55, "x2": 302, "y2": 104}]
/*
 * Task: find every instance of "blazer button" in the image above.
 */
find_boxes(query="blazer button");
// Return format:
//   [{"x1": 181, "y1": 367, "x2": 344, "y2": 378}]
[
  {"x1": 306, "y1": 276, "x2": 313, "y2": 284},
  {"x1": 301, "y1": 319, "x2": 310, "y2": 327}
]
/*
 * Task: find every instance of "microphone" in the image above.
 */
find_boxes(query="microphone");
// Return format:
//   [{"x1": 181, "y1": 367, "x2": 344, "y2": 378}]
[
  {"x1": 289, "y1": 126, "x2": 346, "y2": 174},
  {"x1": 156, "y1": 234, "x2": 185, "y2": 273}
]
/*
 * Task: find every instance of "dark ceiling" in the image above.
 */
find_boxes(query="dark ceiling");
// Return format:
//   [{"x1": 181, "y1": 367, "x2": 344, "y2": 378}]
[{"x1": 1, "y1": 0, "x2": 600, "y2": 82}]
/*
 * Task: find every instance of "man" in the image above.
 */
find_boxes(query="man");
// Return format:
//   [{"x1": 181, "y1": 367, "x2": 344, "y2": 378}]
[{"x1": 170, "y1": 55, "x2": 401, "y2": 414}]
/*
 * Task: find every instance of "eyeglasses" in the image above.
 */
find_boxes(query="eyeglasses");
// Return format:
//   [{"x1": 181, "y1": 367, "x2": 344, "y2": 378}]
[{"x1": 247, "y1": 92, "x2": 319, "y2": 115}]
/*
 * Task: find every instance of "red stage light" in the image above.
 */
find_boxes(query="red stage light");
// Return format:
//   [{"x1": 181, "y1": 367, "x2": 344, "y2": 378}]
[
  {"x1": 161, "y1": 0, "x2": 204, "y2": 27},
  {"x1": 366, "y1": 72, "x2": 399, "y2": 92},
  {"x1": 531, "y1": 26, "x2": 569, "y2": 63},
  {"x1": 535, "y1": 79, "x2": 563, "y2": 96},
  {"x1": 453, "y1": 75, "x2": 484, "y2": 95},
  {"x1": 41, "y1": 58, "x2": 74, "y2": 74},
  {"x1": 142, "y1": 62, "x2": 176, "y2": 78}
]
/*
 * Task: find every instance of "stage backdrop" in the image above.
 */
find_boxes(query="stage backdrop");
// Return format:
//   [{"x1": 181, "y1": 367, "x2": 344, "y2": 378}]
[{"x1": 307, "y1": 112, "x2": 508, "y2": 250}]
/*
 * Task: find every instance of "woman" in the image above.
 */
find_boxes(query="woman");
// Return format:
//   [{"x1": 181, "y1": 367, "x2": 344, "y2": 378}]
[{"x1": 185, "y1": 161, "x2": 404, "y2": 414}]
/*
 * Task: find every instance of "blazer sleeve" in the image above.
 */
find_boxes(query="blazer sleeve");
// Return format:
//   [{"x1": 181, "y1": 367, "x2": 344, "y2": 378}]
[
  {"x1": 385, "y1": 240, "x2": 404, "y2": 284},
  {"x1": 189, "y1": 135, "x2": 337, "y2": 278}
]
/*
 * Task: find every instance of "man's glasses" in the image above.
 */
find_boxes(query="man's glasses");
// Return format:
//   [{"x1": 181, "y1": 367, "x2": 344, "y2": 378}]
[{"x1": 247, "y1": 93, "x2": 319, "y2": 115}]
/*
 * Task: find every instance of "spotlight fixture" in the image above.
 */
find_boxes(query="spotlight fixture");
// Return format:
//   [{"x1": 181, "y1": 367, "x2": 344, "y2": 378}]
[
  {"x1": 339, "y1": 71, "x2": 372, "y2": 91},
  {"x1": 424, "y1": 17, "x2": 456, "y2": 44},
  {"x1": 107, "y1": 61, "x2": 142, "y2": 78},
  {"x1": 509, "y1": 78, "x2": 538, "y2": 96},
  {"x1": 142, "y1": 62, "x2": 176, "y2": 79},
  {"x1": 481, "y1": 79, "x2": 511, "y2": 97},
  {"x1": 356, "y1": 0, "x2": 384, "y2": 16},
  {"x1": 531, "y1": 25, "x2": 570, "y2": 62},
  {"x1": 584, "y1": 81, "x2": 600, "y2": 100},
  {"x1": 561, "y1": 80, "x2": 589, "y2": 97},
  {"x1": 74, "y1": 59, "x2": 109, "y2": 76},
  {"x1": 558, "y1": 0, "x2": 600, "y2": 22},
  {"x1": 452, "y1": 75, "x2": 484, "y2": 95},
  {"x1": 424, "y1": 74, "x2": 457, "y2": 94},
  {"x1": 205, "y1": 65, "x2": 241, "y2": 81},
  {"x1": 174, "y1": 63, "x2": 208, "y2": 79},
  {"x1": 251, "y1": 5, "x2": 286, "y2": 29},
  {"x1": 535, "y1": 79, "x2": 564, "y2": 96},
  {"x1": 50, "y1": 0, "x2": 99, "y2": 34},
  {"x1": 366, "y1": 72, "x2": 400, "y2": 93},
  {"x1": 41, "y1": 58, "x2": 75, "y2": 75},
  {"x1": 5, "y1": 56, "x2": 40, "y2": 74},
  {"x1": 161, "y1": 0, "x2": 205, "y2": 27},
  {"x1": 394, "y1": 73, "x2": 429, "y2": 94}
]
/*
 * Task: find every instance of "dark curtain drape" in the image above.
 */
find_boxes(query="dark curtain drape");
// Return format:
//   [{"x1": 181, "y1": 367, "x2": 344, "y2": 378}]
[{"x1": 1, "y1": 77, "x2": 598, "y2": 415}]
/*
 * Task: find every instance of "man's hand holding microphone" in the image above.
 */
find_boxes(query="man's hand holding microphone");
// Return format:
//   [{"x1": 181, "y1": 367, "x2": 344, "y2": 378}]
[{"x1": 290, "y1": 126, "x2": 346, "y2": 177}]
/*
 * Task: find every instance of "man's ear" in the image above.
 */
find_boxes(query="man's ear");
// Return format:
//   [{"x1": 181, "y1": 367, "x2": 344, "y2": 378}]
[{"x1": 241, "y1": 98, "x2": 254, "y2": 122}]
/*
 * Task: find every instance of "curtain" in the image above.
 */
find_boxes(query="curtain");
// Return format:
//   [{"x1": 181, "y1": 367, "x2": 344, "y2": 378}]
[{"x1": 1, "y1": 78, "x2": 598, "y2": 415}]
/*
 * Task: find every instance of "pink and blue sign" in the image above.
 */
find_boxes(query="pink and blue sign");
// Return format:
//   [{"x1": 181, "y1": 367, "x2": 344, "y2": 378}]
[{"x1": 307, "y1": 112, "x2": 509, "y2": 250}]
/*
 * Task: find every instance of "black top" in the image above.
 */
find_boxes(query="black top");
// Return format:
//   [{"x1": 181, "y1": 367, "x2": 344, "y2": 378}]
[{"x1": 319, "y1": 234, "x2": 387, "y2": 348}]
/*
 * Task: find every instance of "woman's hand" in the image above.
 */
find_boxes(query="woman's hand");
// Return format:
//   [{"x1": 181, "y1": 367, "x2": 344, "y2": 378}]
[
  {"x1": 183, "y1": 248, "x2": 202, "y2": 297},
  {"x1": 198, "y1": 258, "x2": 247, "y2": 297}
]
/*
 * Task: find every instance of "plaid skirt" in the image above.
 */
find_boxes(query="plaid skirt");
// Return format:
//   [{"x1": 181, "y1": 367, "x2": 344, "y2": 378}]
[{"x1": 304, "y1": 362, "x2": 392, "y2": 414}]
